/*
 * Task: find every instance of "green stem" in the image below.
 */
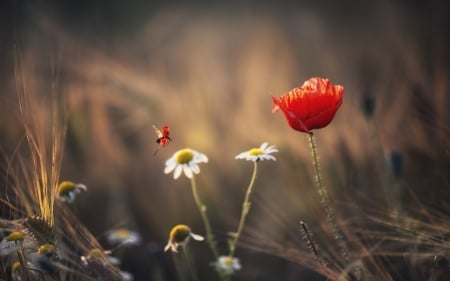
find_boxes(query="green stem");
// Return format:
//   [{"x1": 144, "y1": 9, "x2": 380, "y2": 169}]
[
  {"x1": 190, "y1": 176, "x2": 228, "y2": 281},
  {"x1": 229, "y1": 161, "x2": 258, "y2": 257},
  {"x1": 182, "y1": 244, "x2": 198, "y2": 281},
  {"x1": 307, "y1": 133, "x2": 350, "y2": 262},
  {"x1": 173, "y1": 250, "x2": 187, "y2": 281},
  {"x1": 189, "y1": 175, "x2": 219, "y2": 260},
  {"x1": 16, "y1": 243, "x2": 31, "y2": 281}
]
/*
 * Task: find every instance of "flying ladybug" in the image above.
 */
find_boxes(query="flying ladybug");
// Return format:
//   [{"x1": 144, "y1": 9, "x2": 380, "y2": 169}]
[{"x1": 153, "y1": 125, "x2": 171, "y2": 156}]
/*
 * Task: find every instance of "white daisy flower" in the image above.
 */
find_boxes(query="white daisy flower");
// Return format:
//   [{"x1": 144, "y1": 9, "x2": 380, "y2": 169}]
[
  {"x1": 11, "y1": 261, "x2": 23, "y2": 280},
  {"x1": 83, "y1": 249, "x2": 121, "y2": 266},
  {"x1": 164, "y1": 224, "x2": 204, "y2": 253},
  {"x1": 80, "y1": 248, "x2": 111, "y2": 266},
  {"x1": 57, "y1": 181, "x2": 87, "y2": 203},
  {"x1": 26, "y1": 243, "x2": 59, "y2": 274},
  {"x1": 106, "y1": 228, "x2": 142, "y2": 247},
  {"x1": 164, "y1": 148, "x2": 208, "y2": 179},
  {"x1": 235, "y1": 142, "x2": 278, "y2": 161},
  {"x1": 216, "y1": 256, "x2": 241, "y2": 275},
  {"x1": 0, "y1": 231, "x2": 25, "y2": 256}
]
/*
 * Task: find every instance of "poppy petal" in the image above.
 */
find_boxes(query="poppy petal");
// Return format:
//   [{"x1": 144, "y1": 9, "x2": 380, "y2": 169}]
[{"x1": 272, "y1": 77, "x2": 344, "y2": 133}]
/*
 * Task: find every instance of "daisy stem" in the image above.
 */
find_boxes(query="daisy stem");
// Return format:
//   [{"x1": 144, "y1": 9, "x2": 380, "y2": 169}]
[
  {"x1": 16, "y1": 243, "x2": 31, "y2": 281},
  {"x1": 190, "y1": 176, "x2": 229, "y2": 281},
  {"x1": 173, "y1": 249, "x2": 188, "y2": 281},
  {"x1": 229, "y1": 161, "x2": 258, "y2": 257},
  {"x1": 182, "y1": 243, "x2": 199, "y2": 281},
  {"x1": 307, "y1": 133, "x2": 350, "y2": 262},
  {"x1": 189, "y1": 175, "x2": 220, "y2": 260}
]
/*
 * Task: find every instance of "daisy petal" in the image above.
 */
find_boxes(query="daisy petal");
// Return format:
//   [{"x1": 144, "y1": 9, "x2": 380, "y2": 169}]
[
  {"x1": 174, "y1": 165, "x2": 183, "y2": 179},
  {"x1": 260, "y1": 142, "x2": 268, "y2": 150},
  {"x1": 195, "y1": 153, "x2": 208, "y2": 163},
  {"x1": 235, "y1": 152, "x2": 247, "y2": 159},
  {"x1": 190, "y1": 233, "x2": 204, "y2": 241},
  {"x1": 190, "y1": 164, "x2": 200, "y2": 174},
  {"x1": 183, "y1": 165, "x2": 193, "y2": 179}
]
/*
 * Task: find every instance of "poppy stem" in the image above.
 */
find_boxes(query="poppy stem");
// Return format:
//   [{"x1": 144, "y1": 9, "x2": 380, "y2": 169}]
[
  {"x1": 229, "y1": 160, "x2": 258, "y2": 257},
  {"x1": 307, "y1": 133, "x2": 351, "y2": 262}
]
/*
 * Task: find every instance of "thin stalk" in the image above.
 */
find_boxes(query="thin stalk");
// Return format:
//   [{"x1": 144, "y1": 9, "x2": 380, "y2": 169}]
[
  {"x1": 182, "y1": 244, "x2": 198, "y2": 281},
  {"x1": 190, "y1": 176, "x2": 227, "y2": 281},
  {"x1": 189, "y1": 175, "x2": 219, "y2": 260},
  {"x1": 229, "y1": 161, "x2": 258, "y2": 257},
  {"x1": 299, "y1": 221, "x2": 321, "y2": 263},
  {"x1": 16, "y1": 242, "x2": 31, "y2": 281},
  {"x1": 307, "y1": 133, "x2": 350, "y2": 262},
  {"x1": 173, "y1": 251, "x2": 188, "y2": 281}
]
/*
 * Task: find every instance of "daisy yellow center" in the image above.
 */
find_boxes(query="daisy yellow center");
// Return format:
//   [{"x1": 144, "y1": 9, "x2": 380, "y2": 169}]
[
  {"x1": 170, "y1": 224, "x2": 191, "y2": 243},
  {"x1": 6, "y1": 231, "x2": 24, "y2": 242},
  {"x1": 88, "y1": 248, "x2": 104, "y2": 258},
  {"x1": 222, "y1": 256, "x2": 233, "y2": 266},
  {"x1": 249, "y1": 148, "x2": 264, "y2": 156},
  {"x1": 12, "y1": 261, "x2": 21, "y2": 272},
  {"x1": 58, "y1": 181, "x2": 76, "y2": 195},
  {"x1": 38, "y1": 243, "x2": 56, "y2": 255},
  {"x1": 176, "y1": 149, "x2": 194, "y2": 164},
  {"x1": 114, "y1": 229, "x2": 130, "y2": 239}
]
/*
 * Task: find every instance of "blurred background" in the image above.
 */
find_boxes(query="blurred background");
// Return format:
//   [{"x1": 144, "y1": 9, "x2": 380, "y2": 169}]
[{"x1": 1, "y1": 0, "x2": 449, "y2": 280}]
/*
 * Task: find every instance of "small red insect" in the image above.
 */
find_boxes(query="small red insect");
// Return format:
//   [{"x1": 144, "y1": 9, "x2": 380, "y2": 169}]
[{"x1": 153, "y1": 125, "x2": 171, "y2": 156}]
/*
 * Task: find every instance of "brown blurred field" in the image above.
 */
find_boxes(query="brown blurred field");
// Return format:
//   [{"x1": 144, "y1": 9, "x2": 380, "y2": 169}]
[{"x1": 1, "y1": 0, "x2": 449, "y2": 280}]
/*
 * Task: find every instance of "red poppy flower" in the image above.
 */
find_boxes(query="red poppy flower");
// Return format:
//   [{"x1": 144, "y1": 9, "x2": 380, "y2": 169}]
[{"x1": 271, "y1": 77, "x2": 344, "y2": 134}]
